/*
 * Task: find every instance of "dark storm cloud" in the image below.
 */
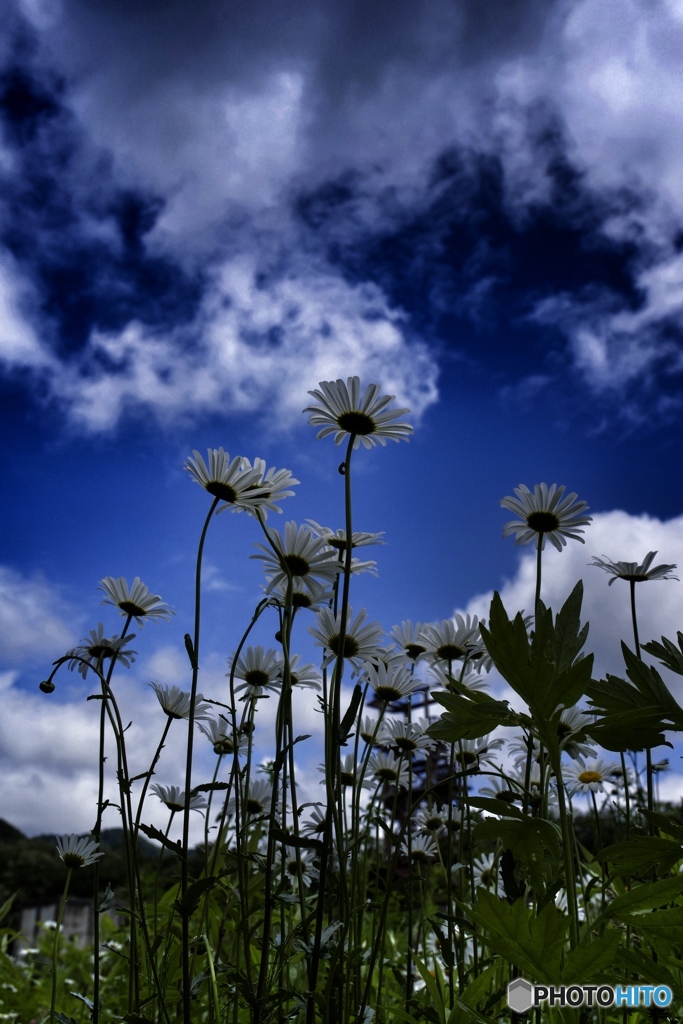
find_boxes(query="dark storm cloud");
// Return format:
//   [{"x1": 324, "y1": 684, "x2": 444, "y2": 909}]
[{"x1": 2, "y1": 0, "x2": 683, "y2": 432}]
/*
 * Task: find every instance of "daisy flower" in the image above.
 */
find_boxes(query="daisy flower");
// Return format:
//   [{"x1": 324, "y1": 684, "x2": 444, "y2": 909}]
[
  {"x1": 308, "y1": 606, "x2": 385, "y2": 670},
  {"x1": 241, "y1": 457, "x2": 299, "y2": 517},
  {"x1": 184, "y1": 448, "x2": 268, "y2": 511},
  {"x1": 252, "y1": 521, "x2": 341, "y2": 597},
  {"x1": 428, "y1": 662, "x2": 489, "y2": 694},
  {"x1": 229, "y1": 645, "x2": 282, "y2": 697},
  {"x1": 590, "y1": 551, "x2": 679, "y2": 586},
  {"x1": 564, "y1": 757, "x2": 619, "y2": 797},
  {"x1": 556, "y1": 705, "x2": 597, "y2": 761},
  {"x1": 150, "y1": 784, "x2": 207, "y2": 814},
  {"x1": 333, "y1": 753, "x2": 372, "y2": 789},
  {"x1": 364, "y1": 661, "x2": 422, "y2": 704},
  {"x1": 303, "y1": 376, "x2": 413, "y2": 449},
  {"x1": 358, "y1": 715, "x2": 382, "y2": 746},
  {"x1": 282, "y1": 655, "x2": 321, "y2": 691},
  {"x1": 367, "y1": 750, "x2": 411, "y2": 789},
  {"x1": 237, "y1": 779, "x2": 273, "y2": 818},
  {"x1": 413, "y1": 806, "x2": 448, "y2": 837},
  {"x1": 388, "y1": 620, "x2": 428, "y2": 662},
  {"x1": 420, "y1": 615, "x2": 481, "y2": 664},
  {"x1": 99, "y1": 576, "x2": 173, "y2": 627},
  {"x1": 501, "y1": 483, "x2": 592, "y2": 552},
  {"x1": 453, "y1": 735, "x2": 504, "y2": 770},
  {"x1": 471, "y1": 853, "x2": 501, "y2": 894},
  {"x1": 280, "y1": 846, "x2": 315, "y2": 887},
  {"x1": 301, "y1": 805, "x2": 327, "y2": 836},
  {"x1": 66, "y1": 624, "x2": 137, "y2": 679},
  {"x1": 149, "y1": 681, "x2": 213, "y2": 722},
  {"x1": 56, "y1": 834, "x2": 103, "y2": 869},
  {"x1": 379, "y1": 718, "x2": 436, "y2": 754},
  {"x1": 305, "y1": 520, "x2": 385, "y2": 551},
  {"x1": 266, "y1": 576, "x2": 333, "y2": 611},
  {"x1": 401, "y1": 833, "x2": 438, "y2": 863}
]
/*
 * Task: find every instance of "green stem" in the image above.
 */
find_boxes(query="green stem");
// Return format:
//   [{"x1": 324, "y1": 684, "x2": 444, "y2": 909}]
[
  {"x1": 181, "y1": 496, "x2": 219, "y2": 1024},
  {"x1": 535, "y1": 534, "x2": 544, "y2": 623}
]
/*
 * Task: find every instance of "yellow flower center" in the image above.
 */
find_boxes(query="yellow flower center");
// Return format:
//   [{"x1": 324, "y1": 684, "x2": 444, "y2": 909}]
[{"x1": 578, "y1": 770, "x2": 602, "y2": 784}]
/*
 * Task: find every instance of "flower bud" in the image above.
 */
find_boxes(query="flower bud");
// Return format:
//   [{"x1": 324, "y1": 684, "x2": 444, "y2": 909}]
[{"x1": 39, "y1": 679, "x2": 55, "y2": 694}]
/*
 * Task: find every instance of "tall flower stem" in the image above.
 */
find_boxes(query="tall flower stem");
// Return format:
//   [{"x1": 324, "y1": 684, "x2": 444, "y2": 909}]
[
  {"x1": 50, "y1": 868, "x2": 73, "y2": 1024},
  {"x1": 535, "y1": 534, "x2": 544, "y2": 623},
  {"x1": 308, "y1": 433, "x2": 356, "y2": 1023},
  {"x1": 181, "y1": 495, "x2": 219, "y2": 1024}
]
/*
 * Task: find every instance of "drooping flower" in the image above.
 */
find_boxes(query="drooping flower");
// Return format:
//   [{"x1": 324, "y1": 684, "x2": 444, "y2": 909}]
[
  {"x1": 56, "y1": 834, "x2": 103, "y2": 869},
  {"x1": 240, "y1": 457, "x2": 299, "y2": 517},
  {"x1": 230, "y1": 778, "x2": 272, "y2": 818},
  {"x1": 99, "y1": 576, "x2": 173, "y2": 627},
  {"x1": 308, "y1": 606, "x2": 385, "y2": 670},
  {"x1": 453, "y1": 735, "x2": 505, "y2": 770},
  {"x1": 252, "y1": 521, "x2": 341, "y2": 597},
  {"x1": 590, "y1": 551, "x2": 679, "y2": 586},
  {"x1": 564, "y1": 756, "x2": 619, "y2": 797},
  {"x1": 305, "y1": 520, "x2": 386, "y2": 552},
  {"x1": 150, "y1": 784, "x2": 207, "y2": 814},
  {"x1": 149, "y1": 681, "x2": 213, "y2": 722},
  {"x1": 300, "y1": 805, "x2": 327, "y2": 836},
  {"x1": 229, "y1": 646, "x2": 282, "y2": 698},
  {"x1": 501, "y1": 483, "x2": 592, "y2": 552},
  {"x1": 303, "y1": 376, "x2": 413, "y2": 449},
  {"x1": 184, "y1": 448, "x2": 269, "y2": 511},
  {"x1": 358, "y1": 715, "x2": 381, "y2": 746},
  {"x1": 66, "y1": 624, "x2": 137, "y2": 679},
  {"x1": 200, "y1": 716, "x2": 239, "y2": 755}
]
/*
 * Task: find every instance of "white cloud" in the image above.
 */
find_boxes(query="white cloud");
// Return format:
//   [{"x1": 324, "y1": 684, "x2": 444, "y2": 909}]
[
  {"x1": 50, "y1": 257, "x2": 439, "y2": 433},
  {"x1": 0, "y1": 251, "x2": 54, "y2": 370},
  {"x1": 0, "y1": 566, "x2": 79, "y2": 666}
]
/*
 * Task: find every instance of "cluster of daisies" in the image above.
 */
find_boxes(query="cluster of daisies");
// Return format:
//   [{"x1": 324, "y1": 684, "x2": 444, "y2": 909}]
[{"x1": 46, "y1": 377, "x2": 680, "y2": 892}]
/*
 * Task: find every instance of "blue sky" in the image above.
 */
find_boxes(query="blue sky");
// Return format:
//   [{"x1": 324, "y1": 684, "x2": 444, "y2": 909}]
[{"x1": 2, "y1": 0, "x2": 683, "y2": 838}]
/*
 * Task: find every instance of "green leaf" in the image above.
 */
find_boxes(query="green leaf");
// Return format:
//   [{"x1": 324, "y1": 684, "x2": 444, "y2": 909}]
[
  {"x1": 467, "y1": 890, "x2": 566, "y2": 982},
  {"x1": 0, "y1": 893, "x2": 15, "y2": 924},
  {"x1": 340, "y1": 684, "x2": 363, "y2": 744},
  {"x1": 561, "y1": 929, "x2": 622, "y2": 984},
  {"x1": 412, "y1": 954, "x2": 446, "y2": 1024},
  {"x1": 428, "y1": 693, "x2": 521, "y2": 742},
  {"x1": 597, "y1": 874, "x2": 683, "y2": 923},
  {"x1": 270, "y1": 827, "x2": 324, "y2": 855},
  {"x1": 466, "y1": 797, "x2": 524, "y2": 820},
  {"x1": 642, "y1": 631, "x2": 683, "y2": 676},
  {"x1": 473, "y1": 817, "x2": 562, "y2": 891},
  {"x1": 597, "y1": 836, "x2": 682, "y2": 877},
  {"x1": 137, "y1": 822, "x2": 184, "y2": 858},
  {"x1": 615, "y1": 947, "x2": 683, "y2": 1003},
  {"x1": 641, "y1": 809, "x2": 683, "y2": 842},
  {"x1": 191, "y1": 781, "x2": 230, "y2": 795},
  {"x1": 617, "y1": 906, "x2": 683, "y2": 941},
  {"x1": 54, "y1": 1015, "x2": 79, "y2": 1024},
  {"x1": 479, "y1": 586, "x2": 593, "y2": 732},
  {"x1": 176, "y1": 876, "x2": 218, "y2": 917},
  {"x1": 121, "y1": 1014, "x2": 156, "y2": 1024}
]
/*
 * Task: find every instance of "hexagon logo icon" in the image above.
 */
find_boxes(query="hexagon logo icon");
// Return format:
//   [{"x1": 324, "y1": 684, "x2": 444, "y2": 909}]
[{"x1": 507, "y1": 978, "x2": 534, "y2": 1014}]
